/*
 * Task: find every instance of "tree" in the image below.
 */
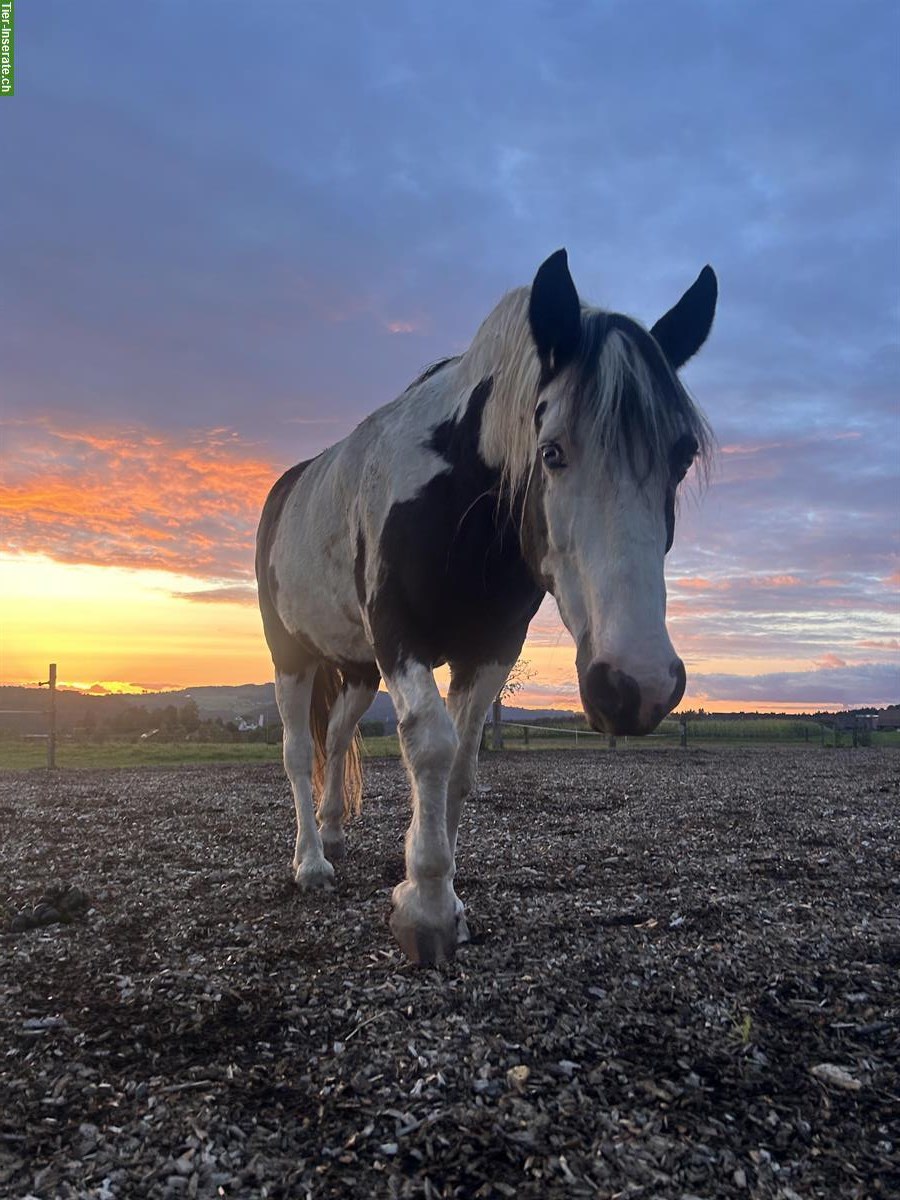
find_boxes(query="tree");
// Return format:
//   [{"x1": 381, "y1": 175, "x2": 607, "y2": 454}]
[
  {"x1": 179, "y1": 700, "x2": 201, "y2": 734},
  {"x1": 491, "y1": 658, "x2": 536, "y2": 750}
]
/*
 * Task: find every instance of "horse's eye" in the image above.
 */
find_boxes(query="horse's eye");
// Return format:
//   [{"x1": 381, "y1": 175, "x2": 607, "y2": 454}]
[
  {"x1": 671, "y1": 435, "x2": 699, "y2": 482},
  {"x1": 540, "y1": 442, "x2": 566, "y2": 470}
]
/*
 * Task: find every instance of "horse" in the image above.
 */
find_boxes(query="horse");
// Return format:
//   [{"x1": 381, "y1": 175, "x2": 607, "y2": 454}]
[{"x1": 256, "y1": 249, "x2": 716, "y2": 964}]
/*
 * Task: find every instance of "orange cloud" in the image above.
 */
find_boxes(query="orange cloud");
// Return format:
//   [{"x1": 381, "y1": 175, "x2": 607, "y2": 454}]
[
  {"x1": 817, "y1": 653, "x2": 848, "y2": 669},
  {"x1": 1, "y1": 422, "x2": 278, "y2": 581},
  {"x1": 671, "y1": 576, "x2": 729, "y2": 592}
]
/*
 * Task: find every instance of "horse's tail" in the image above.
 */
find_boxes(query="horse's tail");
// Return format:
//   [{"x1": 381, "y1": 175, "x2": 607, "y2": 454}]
[{"x1": 309, "y1": 663, "x2": 364, "y2": 821}]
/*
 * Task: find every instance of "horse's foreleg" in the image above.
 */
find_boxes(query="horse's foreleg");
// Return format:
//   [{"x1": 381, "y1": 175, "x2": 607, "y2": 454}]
[
  {"x1": 319, "y1": 676, "x2": 379, "y2": 862},
  {"x1": 382, "y1": 661, "x2": 460, "y2": 965},
  {"x1": 275, "y1": 670, "x2": 334, "y2": 890}
]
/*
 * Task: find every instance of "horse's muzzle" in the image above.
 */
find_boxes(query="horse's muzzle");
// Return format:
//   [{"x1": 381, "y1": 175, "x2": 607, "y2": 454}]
[{"x1": 580, "y1": 657, "x2": 686, "y2": 736}]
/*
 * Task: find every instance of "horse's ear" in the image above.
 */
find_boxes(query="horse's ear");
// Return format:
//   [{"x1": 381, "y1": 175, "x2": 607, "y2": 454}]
[
  {"x1": 650, "y1": 266, "x2": 717, "y2": 370},
  {"x1": 529, "y1": 249, "x2": 582, "y2": 372}
]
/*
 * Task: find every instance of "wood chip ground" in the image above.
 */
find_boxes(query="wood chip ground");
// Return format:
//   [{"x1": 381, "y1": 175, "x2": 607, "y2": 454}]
[{"x1": 1, "y1": 747, "x2": 898, "y2": 1198}]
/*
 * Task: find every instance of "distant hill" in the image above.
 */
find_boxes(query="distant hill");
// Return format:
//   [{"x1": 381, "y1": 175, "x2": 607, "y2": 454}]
[
  {"x1": 0, "y1": 682, "x2": 575, "y2": 732},
  {"x1": 3, "y1": 683, "x2": 898, "y2": 736},
  {"x1": 124, "y1": 684, "x2": 572, "y2": 728}
]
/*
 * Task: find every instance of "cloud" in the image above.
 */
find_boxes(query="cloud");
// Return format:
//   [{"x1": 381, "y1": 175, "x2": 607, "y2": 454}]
[
  {"x1": 689, "y1": 662, "x2": 900, "y2": 708},
  {"x1": 172, "y1": 585, "x2": 259, "y2": 605},
  {"x1": 0, "y1": 421, "x2": 276, "y2": 581},
  {"x1": 816, "y1": 653, "x2": 847, "y2": 669},
  {"x1": 385, "y1": 320, "x2": 420, "y2": 334}
]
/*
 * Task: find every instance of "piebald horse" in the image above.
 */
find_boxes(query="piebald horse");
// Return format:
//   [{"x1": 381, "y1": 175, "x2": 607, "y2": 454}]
[{"x1": 256, "y1": 250, "x2": 716, "y2": 964}]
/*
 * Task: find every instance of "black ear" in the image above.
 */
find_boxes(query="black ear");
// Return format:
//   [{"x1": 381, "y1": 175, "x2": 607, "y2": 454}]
[
  {"x1": 529, "y1": 249, "x2": 582, "y2": 374},
  {"x1": 650, "y1": 266, "x2": 718, "y2": 370}
]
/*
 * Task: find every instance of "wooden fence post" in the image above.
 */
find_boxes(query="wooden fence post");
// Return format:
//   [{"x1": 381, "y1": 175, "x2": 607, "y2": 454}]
[
  {"x1": 491, "y1": 697, "x2": 503, "y2": 751},
  {"x1": 47, "y1": 663, "x2": 57, "y2": 770}
]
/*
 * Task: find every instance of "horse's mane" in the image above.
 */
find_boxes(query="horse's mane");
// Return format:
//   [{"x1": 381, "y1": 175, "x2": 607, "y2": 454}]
[{"x1": 459, "y1": 286, "x2": 713, "y2": 498}]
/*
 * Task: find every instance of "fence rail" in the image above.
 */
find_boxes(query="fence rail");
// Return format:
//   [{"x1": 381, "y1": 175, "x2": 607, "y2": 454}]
[
  {"x1": 0, "y1": 663, "x2": 57, "y2": 768},
  {"x1": 490, "y1": 716, "x2": 881, "y2": 750}
]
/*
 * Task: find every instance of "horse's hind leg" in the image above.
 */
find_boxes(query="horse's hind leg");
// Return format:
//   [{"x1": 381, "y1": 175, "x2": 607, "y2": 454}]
[
  {"x1": 446, "y1": 660, "x2": 516, "y2": 858},
  {"x1": 275, "y1": 669, "x2": 335, "y2": 890},
  {"x1": 318, "y1": 671, "x2": 379, "y2": 863},
  {"x1": 442, "y1": 659, "x2": 518, "y2": 944}
]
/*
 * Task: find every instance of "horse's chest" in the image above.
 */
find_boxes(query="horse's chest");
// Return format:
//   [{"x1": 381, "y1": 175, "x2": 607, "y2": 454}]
[{"x1": 371, "y1": 468, "x2": 542, "y2": 674}]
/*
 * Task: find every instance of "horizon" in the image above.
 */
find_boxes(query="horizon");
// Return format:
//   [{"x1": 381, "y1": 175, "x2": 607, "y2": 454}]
[
  {"x1": 3, "y1": 677, "x2": 897, "y2": 719},
  {"x1": 1, "y1": 2, "x2": 898, "y2": 714}
]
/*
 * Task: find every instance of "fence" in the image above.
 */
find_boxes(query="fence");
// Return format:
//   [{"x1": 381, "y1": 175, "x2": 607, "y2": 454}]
[
  {"x1": 488, "y1": 714, "x2": 882, "y2": 751},
  {"x1": 0, "y1": 662, "x2": 57, "y2": 768},
  {"x1": 0, "y1": 667, "x2": 889, "y2": 769}
]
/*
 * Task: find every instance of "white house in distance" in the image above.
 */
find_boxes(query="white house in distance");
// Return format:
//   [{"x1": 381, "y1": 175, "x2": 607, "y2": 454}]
[{"x1": 235, "y1": 714, "x2": 265, "y2": 734}]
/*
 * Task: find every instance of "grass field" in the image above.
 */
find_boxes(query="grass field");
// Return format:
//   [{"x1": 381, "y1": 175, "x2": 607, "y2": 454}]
[{"x1": 1, "y1": 723, "x2": 895, "y2": 770}]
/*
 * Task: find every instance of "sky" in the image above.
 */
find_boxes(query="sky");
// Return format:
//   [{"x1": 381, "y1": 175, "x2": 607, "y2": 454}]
[{"x1": 1, "y1": 0, "x2": 898, "y2": 712}]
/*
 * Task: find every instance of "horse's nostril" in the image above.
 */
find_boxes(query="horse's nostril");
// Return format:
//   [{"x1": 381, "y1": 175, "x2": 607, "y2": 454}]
[
  {"x1": 669, "y1": 658, "x2": 687, "y2": 709},
  {"x1": 581, "y1": 662, "x2": 642, "y2": 734}
]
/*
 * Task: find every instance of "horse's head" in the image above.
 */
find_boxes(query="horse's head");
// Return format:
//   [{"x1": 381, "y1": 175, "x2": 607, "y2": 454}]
[{"x1": 521, "y1": 250, "x2": 716, "y2": 736}]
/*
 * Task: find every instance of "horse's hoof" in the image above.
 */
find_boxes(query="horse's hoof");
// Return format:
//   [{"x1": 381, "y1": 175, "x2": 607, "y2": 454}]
[
  {"x1": 455, "y1": 907, "x2": 471, "y2": 945},
  {"x1": 390, "y1": 911, "x2": 458, "y2": 966},
  {"x1": 294, "y1": 859, "x2": 336, "y2": 891},
  {"x1": 321, "y1": 833, "x2": 346, "y2": 864}
]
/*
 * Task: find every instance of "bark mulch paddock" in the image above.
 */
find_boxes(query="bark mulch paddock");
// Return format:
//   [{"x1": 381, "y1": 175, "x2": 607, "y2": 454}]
[{"x1": 1, "y1": 747, "x2": 898, "y2": 1200}]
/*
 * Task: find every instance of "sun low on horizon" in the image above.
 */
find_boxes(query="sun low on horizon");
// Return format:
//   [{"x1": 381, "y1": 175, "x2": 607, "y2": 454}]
[{"x1": 1, "y1": 2, "x2": 898, "y2": 717}]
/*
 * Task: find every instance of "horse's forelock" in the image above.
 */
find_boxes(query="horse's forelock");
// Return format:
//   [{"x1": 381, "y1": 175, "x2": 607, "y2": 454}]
[
  {"x1": 572, "y1": 313, "x2": 714, "y2": 485},
  {"x1": 463, "y1": 290, "x2": 713, "y2": 498}
]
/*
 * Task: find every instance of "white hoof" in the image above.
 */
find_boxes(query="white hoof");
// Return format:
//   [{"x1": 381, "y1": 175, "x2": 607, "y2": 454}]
[
  {"x1": 294, "y1": 858, "x2": 336, "y2": 891},
  {"x1": 390, "y1": 880, "x2": 466, "y2": 965}
]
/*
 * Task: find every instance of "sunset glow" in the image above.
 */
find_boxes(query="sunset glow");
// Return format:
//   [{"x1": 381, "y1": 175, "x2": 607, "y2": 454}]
[
  {"x1": 2, "y1": 2, "x2": 897, "y2": 717},
  {"x1": 1, "y1": 417, "x2": 898, "y2": 712}
]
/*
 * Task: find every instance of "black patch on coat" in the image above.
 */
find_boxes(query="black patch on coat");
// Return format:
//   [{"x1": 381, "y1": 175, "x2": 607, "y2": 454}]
[
  {"x1": 369, "y1": 378, "x2": 543, "y2": 680},
  {"x1": 354, "y1": 531, "x2": 367, "y2": 607},
  {"x1": 425, "y1": 376, "x2": 493, "y2": 461},
  {"x1": 337, "y1": 660, "x2": 381, "y2": 693},
  {"x1": 404, "y1": 356, "x2": 460, "y2": 393},
  {"x1": 256, "y1": 459, "x2": 322, "y2": 675},
  {"x1": 665, "y1": 489, "x2": 676, "y2": 554}
]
